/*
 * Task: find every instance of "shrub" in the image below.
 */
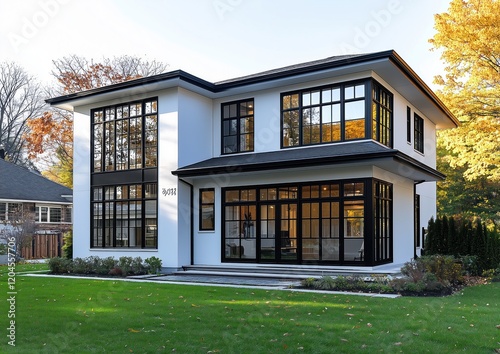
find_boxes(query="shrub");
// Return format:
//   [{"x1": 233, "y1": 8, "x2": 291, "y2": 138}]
[
  {"x1": 301, "y1": 277, "x2": 316, "y2": 288},
  {"x1": 131, "y1": 257, "x2": 147, "y2": 275},
  {"x1": 62, "y1": 230, "x2": 73, "y2": 259},
  {"x1": 419, "y1": 255, "x2": 463, "y2": 285},
  {"x1": 108, "y1": 267, "x2": 123, "y2": 276},
  {"x1": 317, "y1": 276, "x2": 336, "y2": 290},
  {"x1": 144, "y1": 256, "x2": 162, "y2": 274},
  {"x1": 96, "y1": 257, "x2": 117, "y2": 275},
  {"x1": 48, "y1": 257, "x2": 72, "y2": 274},
  {"x1": 71, "y1": 257, "x2": 94, "y2": 274},
  {"x1": 401, "y1": 259, "x2": 426, "y2": 283},
  {"x1": 118, "y1": 257, "x2": 134, "y2": 275},
  {"x1": 460, "y1": 255, "x2": 479, "y2": 276}
]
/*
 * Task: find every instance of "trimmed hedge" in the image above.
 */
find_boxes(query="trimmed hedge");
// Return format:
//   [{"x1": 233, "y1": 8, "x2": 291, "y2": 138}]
[
  {"x1": 425, "y1": 216, "x2": 500, "y2": 274},
  {"x1": 48, "y1": 256, "x2": 162, "y2": 276}
]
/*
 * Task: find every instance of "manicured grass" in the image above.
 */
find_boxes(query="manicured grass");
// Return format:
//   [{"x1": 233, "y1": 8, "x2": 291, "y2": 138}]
[{"x1": 0, "y1": 265, "x2": 499, "y2": 353}]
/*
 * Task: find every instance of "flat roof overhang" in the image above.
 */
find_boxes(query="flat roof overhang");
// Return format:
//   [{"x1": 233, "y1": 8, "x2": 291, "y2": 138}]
[{"x1": 172, "y1": 141, "x2": 445, "y2": 182}]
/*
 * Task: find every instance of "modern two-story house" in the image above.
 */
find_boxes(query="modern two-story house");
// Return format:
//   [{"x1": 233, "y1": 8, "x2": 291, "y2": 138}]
[{"x1": 47, "y1": 50, "x2": 458, "y2": 272}]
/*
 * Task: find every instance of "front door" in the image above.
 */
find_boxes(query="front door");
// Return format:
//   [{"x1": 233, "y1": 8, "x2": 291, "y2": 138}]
[{"x1": 259, "y1": 203, "x2": 298, "y2": 262}]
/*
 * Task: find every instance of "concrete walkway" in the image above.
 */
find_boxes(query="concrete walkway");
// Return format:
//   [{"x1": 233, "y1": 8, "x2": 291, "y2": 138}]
[{"x1": 23, "y1": 273, "x2": 400, "y2": 298}]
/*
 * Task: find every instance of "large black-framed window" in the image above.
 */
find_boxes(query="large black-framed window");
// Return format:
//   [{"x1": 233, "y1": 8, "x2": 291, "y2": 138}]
[
  {"x1": 414, "y1": 113, "x2": 424, "y2": 153},
  {"x1": 222, "y1": 99, "x2": 254, "y2": 154},
  {"x1": 372, "y1": 81, "x2": 393, "y2": 147},
  {"x1": 221, "y1": 179, "x2": 392, "y2": 266},
  {"x1": 200, "y1": 189, "x2": 215, "y2": 231},
  {"x1": 91, "y1": 98, "x2": 158, "y2": 249},
  {"x1": 374, "y1": 181, "x2": 393, "y2": 262},
  {"x1": 281, "y1": 79, "x2": 393, "y2": 148},
  {"x1": 91, "y1": 183, "x2": 157, "y2": 248},
  {"x1": 92, "y1": 98, "x2": 158, "y2": 172}
]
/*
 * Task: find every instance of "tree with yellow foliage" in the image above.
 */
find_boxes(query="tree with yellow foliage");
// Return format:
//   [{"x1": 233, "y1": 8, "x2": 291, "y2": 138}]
[{"x1": 430, "y1": 0, "x2": 500, "y2": 225}]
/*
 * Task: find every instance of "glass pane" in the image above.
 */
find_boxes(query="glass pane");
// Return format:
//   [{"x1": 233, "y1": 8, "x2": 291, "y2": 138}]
[
  {"x1": 201, "y1": 205, "x2": 214, "y2": 229},
  {"x1": 225, "y1": 190, "x2": 239, "y2": 202},
  {"x1": 302, "y1": 92, "x2": 310, "y2": 106},
  {"x1": 332, "y1": 87, "x2": 340, "y2": 101},
  {"x1": 345, "y1": 119, "x2": 365, "y2": 140},
  {"x1": 302, "y1": 239, "x2": 319, "y2": 260},
  {"x1": 202, "y1": 190, "x2": 215, "y2": 203},
  {"x1": 355, "y1": 84, "x2": 365, "y2": 98},
  {"x1": 322, "y1": 239, "x2": 339, "y2": 260},
  {"x1": 311, "y1": 90, "x2": 320, "y2": 105},
  {"x1": 345, "y1": 86, "x2": 354, "y2": 100},
  {"x1": 322, "y1": 89, "x2": 331, "y2": 103},
  {"x1": 345, "y1": 100, "x2": 365, "y2": 120}
]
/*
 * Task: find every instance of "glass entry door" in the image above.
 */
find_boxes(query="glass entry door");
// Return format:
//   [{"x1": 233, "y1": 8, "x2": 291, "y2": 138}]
[{"x1": 259, "y1": 203, "x2": 297, "y2": 262}]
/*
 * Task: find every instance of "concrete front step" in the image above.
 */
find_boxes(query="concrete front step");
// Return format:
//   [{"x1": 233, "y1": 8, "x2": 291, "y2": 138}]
[{"x1": 178, "y1": 263, "x2": 402, "y2": 279}]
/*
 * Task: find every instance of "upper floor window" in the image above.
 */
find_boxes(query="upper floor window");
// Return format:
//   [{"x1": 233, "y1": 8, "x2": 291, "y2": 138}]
[
  {"x1": 222, "y1": 99, "x2": 254, "y2": 154},
  {"x1": 406, "y1": 107, "x2": 412, "y2": 143},
  {"x1": 282, "y1": 82, "x2": 366, "y2": 147},
  {"x1": 414, "y1": 113, "x2": 424, "y2": 153},
  {"x1": 282, "y1": 79, "x2": 393, "y2": 148},
  {"x1": 372, "y1": 82, "x2": 393, "y2": 147},
  {"x1": 92, "y1": 98, "x2": 158, "y2": 172}
]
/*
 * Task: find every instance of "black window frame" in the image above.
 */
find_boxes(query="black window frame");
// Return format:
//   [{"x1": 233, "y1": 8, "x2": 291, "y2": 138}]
[
  {"x1": 221, "y1": 98, "x2": 254, "y2": 155},
  {"x1": 91, "y1": 98, "x2": 158, "y2": 173},
  {"x1": 414, "y1": 113, "x2": 424, "y2": 153},
  {"x1": 199, "y1": 188, "x2": 215, "y2": 231},
  {"x1": 221, "y1": 178, "x2": 393, "y2": 266},
  {"x1": 91, "y1": 183, "x2": 158, "y2": 249},
  {"x1": 406, "y1": 106, "x2": 412, "y2": 143},
  {"x1": 281, "y1": 79, "x2": 393, "y2": 149},
  {"x1": 371, "y1": 80, "x2": 393, "y2": 148},
  {"x1": 90, "y1": 97, "x2": 159, "y2": 249}
]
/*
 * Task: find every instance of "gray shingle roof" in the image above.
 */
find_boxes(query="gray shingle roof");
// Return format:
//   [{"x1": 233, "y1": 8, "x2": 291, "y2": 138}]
[
  {"x1": 173, "y1": 141, "x2": 444, "y2": 180},
  {"x1": 0, "y1": 159, "x2": 72, "y2": 203}
]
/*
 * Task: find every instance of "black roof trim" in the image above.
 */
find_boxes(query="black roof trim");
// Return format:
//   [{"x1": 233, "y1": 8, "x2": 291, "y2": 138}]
[
  {"x1": 46, "y1": 50, "x2": 458, "y2": 127},
  {"x1": 45, "y1": 70, "x2": 216, "y2": 105}
]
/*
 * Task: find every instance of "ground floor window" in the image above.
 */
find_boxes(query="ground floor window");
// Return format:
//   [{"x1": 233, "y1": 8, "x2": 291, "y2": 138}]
[
  {"x1": 91, "y1": 183, "x2": 157, "y2": 248},
  {"x1": 222, "y1": 179, "x2": 392, "y2": 265}
]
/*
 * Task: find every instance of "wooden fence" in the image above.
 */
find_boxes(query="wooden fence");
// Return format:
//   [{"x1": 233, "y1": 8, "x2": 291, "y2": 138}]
[{"x1": 21, "y1": 233, "x2": 64, "y2": 260}]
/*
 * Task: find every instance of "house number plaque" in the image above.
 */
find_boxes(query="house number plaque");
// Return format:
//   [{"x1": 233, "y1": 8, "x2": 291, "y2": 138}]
[{"x1": 162, "y1": 188, "x2": 177, "y2": 197}]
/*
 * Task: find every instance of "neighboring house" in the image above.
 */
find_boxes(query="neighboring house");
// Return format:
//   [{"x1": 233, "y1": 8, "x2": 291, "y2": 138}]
[
  {"x1": 0, "y1": 151, "x2": 72, "y2": 259},
  {"x1": 47, "y1": 50, "x2": 458, "y2": 272}
]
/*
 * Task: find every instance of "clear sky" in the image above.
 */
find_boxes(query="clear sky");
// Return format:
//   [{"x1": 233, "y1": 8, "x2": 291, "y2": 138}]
[{"x1": 0, "y1": 0, "x2": 451, "y2": 89}]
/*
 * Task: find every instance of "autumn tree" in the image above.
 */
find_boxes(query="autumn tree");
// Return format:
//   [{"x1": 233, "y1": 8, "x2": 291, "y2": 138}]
[
  {"x1": 25, "y1": 55, "x2": 168, "y2": 187},
  {"x1": 0, "y1": 62, "x2": 45, "y2": 165},
  {"x1": 430, "y1": 0, "x2": 500, "y2": 225}
]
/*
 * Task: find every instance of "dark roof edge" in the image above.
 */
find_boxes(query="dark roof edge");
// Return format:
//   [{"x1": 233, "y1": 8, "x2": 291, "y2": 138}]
[
  {"x1": 45, "y1": 50, "x2": 458, "y2": 127},
  {"x1": 172, "y1": 149, "x2": 444, "y2": 180},
  {"x1": 214, "y1": 51, "x2": 395, "y2": 88},
  {"x1": 45, "y1": 70, "x2": 216, "y2": 105},
  {"x1": 387, "y1": 52, "x2": 460, "y2": 128}
]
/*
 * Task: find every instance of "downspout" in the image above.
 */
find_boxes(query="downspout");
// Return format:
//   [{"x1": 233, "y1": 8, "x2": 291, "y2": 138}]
[
  {"x1": 413, "y1": 180, "x2": 425, "y2": 259},
  {"x1": 179, "y1": 178, "x2": 194, "y2": 266}
]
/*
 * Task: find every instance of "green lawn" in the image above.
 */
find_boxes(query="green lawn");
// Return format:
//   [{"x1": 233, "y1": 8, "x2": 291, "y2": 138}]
[{"x1": 0, "y1": 265, "x2": 499, "y2": 353}]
